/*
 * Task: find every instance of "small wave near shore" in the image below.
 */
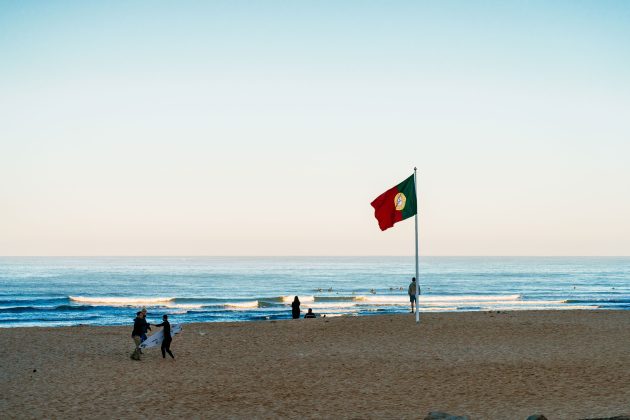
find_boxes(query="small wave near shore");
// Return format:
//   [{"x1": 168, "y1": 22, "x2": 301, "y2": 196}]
[{"x1": 0, "y1": 293, "x2": 606, "y2": 327}]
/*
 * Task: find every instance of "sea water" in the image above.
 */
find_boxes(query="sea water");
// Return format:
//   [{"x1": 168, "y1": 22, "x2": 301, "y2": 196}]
[{"x1": 0, "y1": 256, "x2": 628, "y2": 328}]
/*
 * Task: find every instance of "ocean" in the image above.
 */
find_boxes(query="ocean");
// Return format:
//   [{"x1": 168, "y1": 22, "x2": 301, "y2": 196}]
[{"x1": 0, "y1": 256, "x2": 628, "y2": 328}]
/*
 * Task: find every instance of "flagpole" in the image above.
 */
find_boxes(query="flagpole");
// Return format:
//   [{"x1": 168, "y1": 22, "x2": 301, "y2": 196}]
[{"x1": 414, "y1": 167, "x2": 420, "y2": 324}]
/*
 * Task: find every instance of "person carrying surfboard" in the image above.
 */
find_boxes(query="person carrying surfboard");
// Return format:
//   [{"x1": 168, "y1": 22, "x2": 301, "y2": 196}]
[
  {"x1": 140, "y1": 308, "x2": 151, "y2": 342},
  {"x1": 155, "y1": 314, "x2": 175, "y2": 359},
  {"x1": 130, "y1": 311, "x2": 144, "y2": 361}
]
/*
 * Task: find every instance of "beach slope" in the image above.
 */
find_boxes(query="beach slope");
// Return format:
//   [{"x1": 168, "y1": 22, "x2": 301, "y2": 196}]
[{"x1": 1, "y1": 311, "x2": 629, "y2": 419}]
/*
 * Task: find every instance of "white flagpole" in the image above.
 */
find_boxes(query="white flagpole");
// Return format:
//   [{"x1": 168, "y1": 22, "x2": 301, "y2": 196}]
[{"x1": 414, "y1": 167, "x2": 420, "y2": 324}]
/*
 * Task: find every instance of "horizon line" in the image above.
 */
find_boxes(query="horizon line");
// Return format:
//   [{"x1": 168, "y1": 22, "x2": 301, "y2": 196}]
[{"x1": 1, "y1": 255, "x2": 629, "y2": 258}]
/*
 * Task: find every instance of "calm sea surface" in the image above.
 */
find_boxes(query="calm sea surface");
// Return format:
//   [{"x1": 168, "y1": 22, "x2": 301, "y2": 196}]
[{"x1": 0, "y1": 257, "x2": 628, "y2": 328}]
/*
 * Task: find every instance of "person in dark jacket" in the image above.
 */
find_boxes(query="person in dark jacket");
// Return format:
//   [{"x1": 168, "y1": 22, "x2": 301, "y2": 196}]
[
  {"x1": 140, "y1": 308, "x2": 151, "y2": 342},
  {"x1": 130, "y1": 311, "x2": 144, "y2": 360},
  {"x1": 291, "y1": 296, "x2": 300, "y2": 319},
  {"x1": 155, "y1": 314, "x2": 175, "y2": 359}
]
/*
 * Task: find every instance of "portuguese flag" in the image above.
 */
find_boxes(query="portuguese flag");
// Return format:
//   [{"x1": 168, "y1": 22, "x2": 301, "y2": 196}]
[{"x1": 370, "y1": 174, "x2": 417, "y2": 231}]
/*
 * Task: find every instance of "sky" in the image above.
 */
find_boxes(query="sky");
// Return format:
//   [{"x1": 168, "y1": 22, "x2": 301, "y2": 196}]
[{"x1": 0, "y1": 0, "x2": 629, "y2": 256}]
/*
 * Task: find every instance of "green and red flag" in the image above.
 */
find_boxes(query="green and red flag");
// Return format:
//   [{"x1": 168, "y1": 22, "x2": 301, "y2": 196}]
[{"x1": 370, "y1": 174, "x2": 417, "y2": 231}]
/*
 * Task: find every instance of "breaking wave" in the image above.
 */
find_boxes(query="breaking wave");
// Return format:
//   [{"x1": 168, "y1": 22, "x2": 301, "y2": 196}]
[
  {"x1": 69, "y1": 296, "x2": 175, "y2": 305},
  {"x1": 225, "y1": 301, "x2": 259, "y2": 309}
]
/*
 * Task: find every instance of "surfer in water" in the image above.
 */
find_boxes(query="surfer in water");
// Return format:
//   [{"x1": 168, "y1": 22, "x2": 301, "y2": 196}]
[
  {"x1": 155, "y1": 314, "x2": 175, "y2": 359},
  {"x1": 291, "y1": 296, "x2": 300, "y2": 319}
]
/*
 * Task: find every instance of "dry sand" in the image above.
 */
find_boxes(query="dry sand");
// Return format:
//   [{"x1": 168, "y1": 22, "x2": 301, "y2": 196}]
[{"x1": 1, "y1": 310, "x2": 630, "y2": 419}]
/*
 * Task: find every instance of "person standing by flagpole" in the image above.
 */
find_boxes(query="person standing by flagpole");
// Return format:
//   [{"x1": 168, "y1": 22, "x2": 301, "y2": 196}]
[{"x1": 370, "y1": 169, "x2": 420, "y2": 323}]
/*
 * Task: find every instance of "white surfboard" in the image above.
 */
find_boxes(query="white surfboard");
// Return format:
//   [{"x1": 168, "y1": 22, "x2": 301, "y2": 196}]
[{"x1": 140, "y1": 324, "x2": 182, "y2": 349}]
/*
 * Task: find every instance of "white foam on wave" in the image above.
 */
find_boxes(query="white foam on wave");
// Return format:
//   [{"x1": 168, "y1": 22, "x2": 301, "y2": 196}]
[
  {"x1": 225, "y1": 301, "x2": 259, "y2": 309},
  {"x1": 467, "y1": 299, "x2": 564, "y2": 306},
  {"x1": 282, "y1": 295, "x2": 315, "y2": 303},
  {"x1": 354, "y1": 295, "x2": 409, "y2": 304},
  {"x1": 69, "y1": 296, "x2": 174, "y2": 306},
  {"x1": 353, "y1": 295, "x2": 528, "y2": 306},
  {"x1": 421, "y1": 294, "x2": 522, "y2": 303},
  {"x1": 303, "y1": 302, "x2": 357, "y2": 309},
  {"x1": 491, "y1": 305, "x2": 598, "y2": 311}
]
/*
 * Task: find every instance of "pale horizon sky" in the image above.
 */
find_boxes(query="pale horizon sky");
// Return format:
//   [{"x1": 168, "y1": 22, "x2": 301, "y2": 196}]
[{"x1": 1, "y1": 1, "x2": 629, "y2": 256}]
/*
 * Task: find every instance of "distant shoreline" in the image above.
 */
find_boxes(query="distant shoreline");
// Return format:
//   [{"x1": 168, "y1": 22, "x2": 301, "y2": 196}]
[{"x1": 0, "y1": 307, "x2": 627, "y2": 330}]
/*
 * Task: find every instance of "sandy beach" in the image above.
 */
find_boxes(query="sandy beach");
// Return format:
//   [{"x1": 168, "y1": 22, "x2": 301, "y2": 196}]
[{"x1": 1, "y1": 310, "x2": 630, "y2": 419}]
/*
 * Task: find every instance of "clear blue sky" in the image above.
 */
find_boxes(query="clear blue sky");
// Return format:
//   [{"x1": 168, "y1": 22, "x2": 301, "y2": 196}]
[{"x1": 1, "y1": 1, "x2": 629, "y2": 255}]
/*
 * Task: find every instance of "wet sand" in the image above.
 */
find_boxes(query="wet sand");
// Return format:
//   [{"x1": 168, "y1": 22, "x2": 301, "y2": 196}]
[{"x1": 1, "y1": 310, "x2": 630, "y2": 419}]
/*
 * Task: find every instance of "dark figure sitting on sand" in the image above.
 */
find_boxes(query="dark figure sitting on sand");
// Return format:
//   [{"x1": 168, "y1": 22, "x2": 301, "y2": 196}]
[
  {"x1": 291, "y1": 296, "x2": 300, "y2": 319},
  {"x1": 304, "y1": 308, "x2": 316, "y2": 319},
  {"x1": 155, "y1": 314, "x2": 175, "y2": 359}
]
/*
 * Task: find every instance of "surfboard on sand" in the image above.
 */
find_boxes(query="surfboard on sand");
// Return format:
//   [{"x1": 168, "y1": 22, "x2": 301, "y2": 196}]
[{"x1": 140, "y1": 324, "x2": 182, "y2": 349}]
